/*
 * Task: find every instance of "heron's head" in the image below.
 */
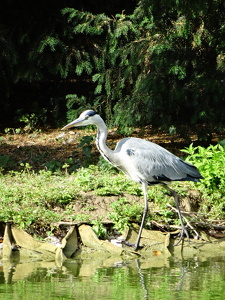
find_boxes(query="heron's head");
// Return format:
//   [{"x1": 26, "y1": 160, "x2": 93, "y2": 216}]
[{"x1": 61, "y1": 110, "x2": 100, "y2": 130}]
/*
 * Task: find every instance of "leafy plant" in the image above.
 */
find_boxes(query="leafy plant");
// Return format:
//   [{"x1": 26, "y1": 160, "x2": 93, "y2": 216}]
[
  {"x1": 4, "y1": 127, "x2": 22, "y2": 134},
  {"x1": 1, "y1": 140, "x2": 225, "y2": 238},
  {"x1": 45, "y1": 160, "x2": 63, "y2": 172},
  {"x1": 108, "y1": 197, "x2": 142, "y2": 233},
  {"x1": 78, "y1": 135, "x2": 94, "y2": 166},
  {"x1": 91, "y1": 218, "x2": 108, "y2": 239},
  {"x1": 61, "y1": 3, "x2": 225, "y2": 133},
  {"x1": 65, "y1": 94, "x2": 90, "y2": 123},
  {"x1": 1, "y1": 1, "x2": 225, "y2": 133},
  {"x1": 182, "y1": 143, "x2": 225, "y2": 217},
  {"x1": 0, "y1": 155, "x2": 16, "y2": 169},
  {"x1": 182, "y1": 143, "x2": 225, "y2": 191},
  {"x1": 0, "y1": 167, "x2": 82, "y2": 234},
  {"x1": 19, "y1": 113, "x2": 38, "y2": 129}
]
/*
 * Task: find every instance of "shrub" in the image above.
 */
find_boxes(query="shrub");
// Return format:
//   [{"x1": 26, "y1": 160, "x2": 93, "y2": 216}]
[{"x1": 182, "y1": 143, "x2": 225, "y2": 217}]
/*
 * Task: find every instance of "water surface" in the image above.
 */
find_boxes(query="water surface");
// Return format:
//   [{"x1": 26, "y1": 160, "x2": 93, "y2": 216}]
[{"x1": 0, "y1": 254, "x2": 225, "y2": 300}]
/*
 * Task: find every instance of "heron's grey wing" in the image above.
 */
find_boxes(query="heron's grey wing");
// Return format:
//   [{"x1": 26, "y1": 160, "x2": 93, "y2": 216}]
[{"x1": 116, "y1": 138, "x2": 201, "y2": 183}]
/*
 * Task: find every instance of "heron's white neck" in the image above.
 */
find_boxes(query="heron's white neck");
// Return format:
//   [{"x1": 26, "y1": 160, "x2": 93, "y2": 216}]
[{"x1": 95, "y1": 119, "x2": 114, "y2": 164}]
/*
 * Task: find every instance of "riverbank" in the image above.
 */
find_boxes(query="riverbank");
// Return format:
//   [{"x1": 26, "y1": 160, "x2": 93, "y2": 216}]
[{"x1": 0, "y1": 128, "x2": 225, "y2": 255}]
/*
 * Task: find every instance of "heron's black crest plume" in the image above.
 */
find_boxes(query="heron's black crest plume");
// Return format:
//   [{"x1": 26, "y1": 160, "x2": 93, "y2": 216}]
[{"x1": 86, "y1": 110, "x2": 97, "y2": 117}]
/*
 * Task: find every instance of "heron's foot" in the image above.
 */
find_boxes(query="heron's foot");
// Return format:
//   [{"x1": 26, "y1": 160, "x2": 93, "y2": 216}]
[
  {"x1": 133, "y1": 243, "x2": 144, "y2": 251},
  {"x1": 121, "y1": 240, "x2": 144, "y2": 251},
  {"x1": 173, "y1": 226, "x2": 190, "y2": 246}
]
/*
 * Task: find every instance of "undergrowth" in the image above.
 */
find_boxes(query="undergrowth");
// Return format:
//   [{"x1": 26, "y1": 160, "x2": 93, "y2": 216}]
[
  {"x1": 182, "y1": 143, "x2": 225, "y2": 218},
  {"x1": 0, "y1": 142, "x2": 224, "y2": 237}
]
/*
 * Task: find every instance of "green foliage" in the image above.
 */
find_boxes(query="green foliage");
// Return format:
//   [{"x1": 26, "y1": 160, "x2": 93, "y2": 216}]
[
  {"x1": 0, "y1": 155, "x2": 16, "y2": 169},
  {"x1": 0, "y1": 162, "x2": 143, "y2": 234},
  {"x1": 78, "y1": 135, "x2": 94, "y2": 166},
  {"x1": 1, "y1": 141, "x2": 225, "y2": 236},
  {"x1": 66, "y1": 94, "x2": 90, "y2": 123},
  {"x1": 182, "y1": 143, "x2": 225, "y2": 217},
  {"x1": 62, "y1": 8, "x2": 108, "y2": 35},
  {"x1": 5, "y1": 127, "x2": 22, "y2": 135},
  {"x1": 108, "y1": 198, "x2": 143, "y2": 233},
  {"x1": 61, "y1": 2, "x2": 225, "y2": 132},
  {"x1": 0, "y1": 168, "x2": 80, "y2": 233},
  {"x1": 44, "y1": 160, "x2": 63, "y2": 172},
  {"x1": 1, "y1": 1, "x2": 225, "y2": 131},
  {"x1": 183, "y1": 144, "x2": 225, "y2": 191},
  {"x1": 73, "y1": 165, "x2": 135, "y2": 195},
  {"x1": 91, "y1": 218, "x2": 108, "y2": 239},
  {"x1": 19, "y1": 113, "x2": 43, "y2": 133}
]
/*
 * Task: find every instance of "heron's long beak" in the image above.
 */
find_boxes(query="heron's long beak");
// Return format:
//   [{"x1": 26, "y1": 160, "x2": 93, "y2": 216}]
[{"x1": 61, "y1": 117, "x2": 84, "y2": 130}]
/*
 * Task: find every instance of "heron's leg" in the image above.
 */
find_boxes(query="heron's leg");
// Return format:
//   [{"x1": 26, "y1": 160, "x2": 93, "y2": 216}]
[
  {"x1": 134, "y1": 182, "x2": 149, "y2": 251},
  {"x1": 163, "y1": 184, "x2": 190, "y2": 245}
]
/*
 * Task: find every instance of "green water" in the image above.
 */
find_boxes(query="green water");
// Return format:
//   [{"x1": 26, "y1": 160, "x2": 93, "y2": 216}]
[{"x1": 0, "y1": 255, "x2": 225, "y2": 300}]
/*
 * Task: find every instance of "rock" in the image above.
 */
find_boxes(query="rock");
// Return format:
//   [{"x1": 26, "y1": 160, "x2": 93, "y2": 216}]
[
  {"x1": 2, "y1": 223, "x2": 13, "y2": 260},
  {"x1": 78, "y1": 224, "x2": 106, "y2": 251},
  {"x1": 56, "y1": 132, "x2": 65, "y2": 139},
  {"x1": 11, "y1": 226, "x2": 57, "y2": 258},
  {"x1": 78, "y1": 224, "x2": 125, "y2": 255},
  {"x1": 55, "y1": 247, "x2": 67, "y2": 266},
  {"x1": 125, "y1": 223, "x2": 171, "y2": 257},
  {"x1": 101, "y1": 240, "x2": 123, "y2": 255},
  {"x1": 61, "y1": 226, "x2": 78, "y2": 258}
]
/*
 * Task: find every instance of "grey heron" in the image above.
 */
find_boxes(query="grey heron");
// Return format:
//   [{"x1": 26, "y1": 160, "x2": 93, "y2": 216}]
[{"x1": 62, "y1": 110, "x2": 204, "y2": 250}]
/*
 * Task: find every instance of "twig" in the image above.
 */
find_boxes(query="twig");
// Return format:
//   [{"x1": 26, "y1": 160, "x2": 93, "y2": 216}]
[
  {"x1": 148, "y1": 220, "x2": 181, "y2": 230},
  {"x1": 167, "y1": 203, "x2": 200, "y2": 239},
  {"x1": 191, "y1": 221, "x2": 225, "y2": 230}
]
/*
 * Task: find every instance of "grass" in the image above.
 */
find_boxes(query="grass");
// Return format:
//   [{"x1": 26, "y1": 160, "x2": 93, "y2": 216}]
[
  {"x1": 0, "y1": 162, "x2": 175, "y2": 237},
  {"x1": 0, "y1": 168, "x2": 79, "y2": 235},
  {"x1": 0, "y1": 162, "x2": 199, "y2": 237}
]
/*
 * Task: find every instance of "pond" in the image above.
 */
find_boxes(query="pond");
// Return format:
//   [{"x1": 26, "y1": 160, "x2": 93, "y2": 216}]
[{"x1": 1, "y1": 254, "x2": 225, "y2": 300}]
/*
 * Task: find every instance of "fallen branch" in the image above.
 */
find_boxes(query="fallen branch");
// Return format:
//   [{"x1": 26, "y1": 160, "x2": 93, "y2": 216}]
[
  {"x1": 167, "y1": 203, "x2": 200, "y2": 239},
  {"x1": 148, "y1": 220, "x2": 181, "y2": 231},
  {"x1": 190, "y1": 221, "x2": 225, "y2": 230}
]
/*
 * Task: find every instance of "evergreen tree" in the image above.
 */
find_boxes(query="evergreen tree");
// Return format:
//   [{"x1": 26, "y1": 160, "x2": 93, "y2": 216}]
[
  {"x1": 1, "y1": 0, "x2": 225, "y2": 133},
  {"x1": 62, "y1": 1, "x2": 225, "y2": 132}
]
